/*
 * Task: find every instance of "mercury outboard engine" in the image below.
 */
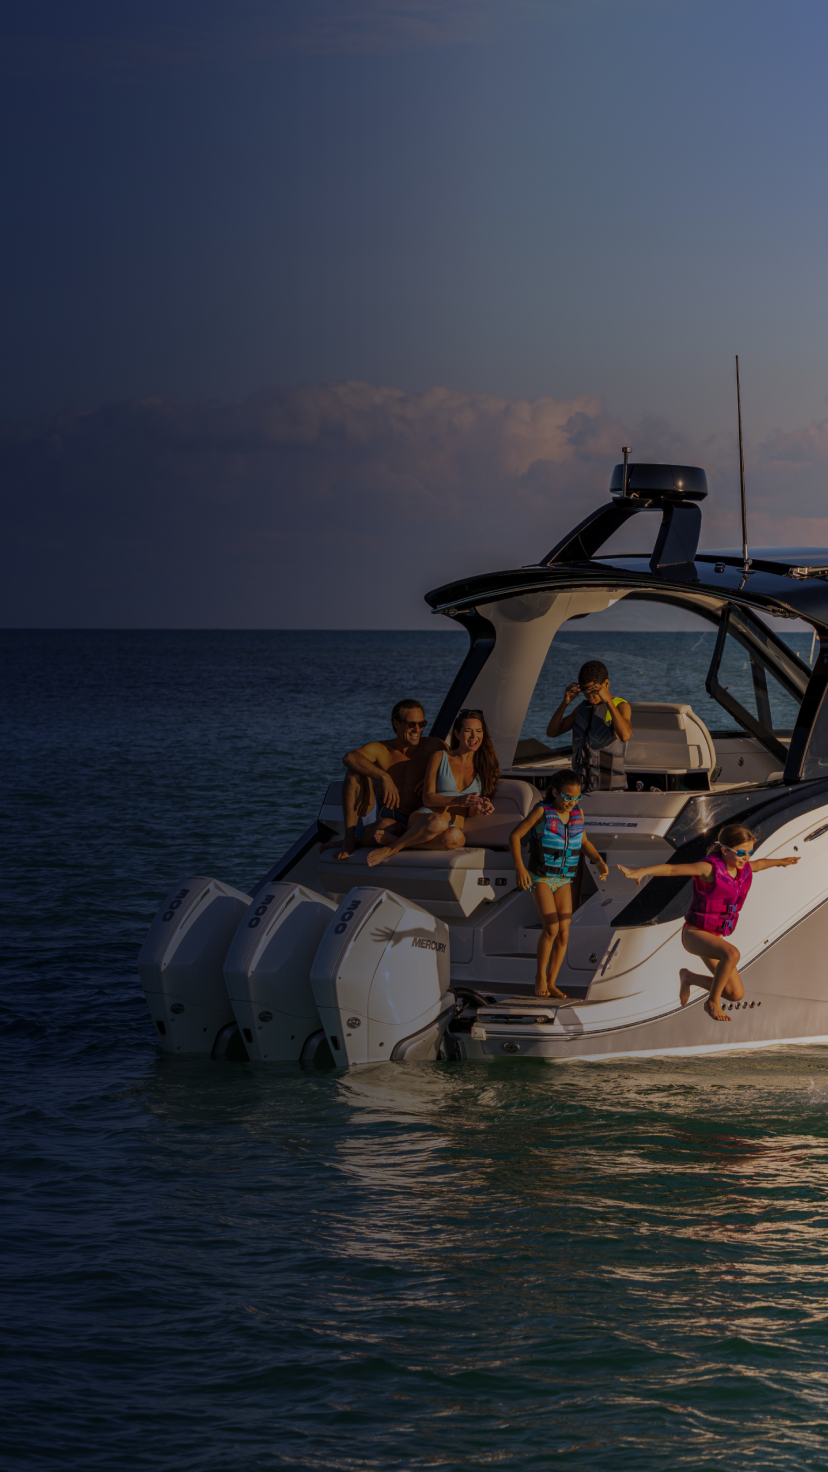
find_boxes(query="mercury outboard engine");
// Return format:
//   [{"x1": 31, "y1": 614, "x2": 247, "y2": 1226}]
[
  {"x1": 138, "y1": 876, "x2": 251, "y2": 1054},
  {"x1": 223, "y1": 881, "x2": 336, "y2": 1061},
  {"x1": 310, "y1": 886, "x2": 454, "y2": 1066}
]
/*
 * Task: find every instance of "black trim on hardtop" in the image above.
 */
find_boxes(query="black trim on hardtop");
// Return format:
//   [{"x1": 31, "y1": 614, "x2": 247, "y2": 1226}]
[
  {"x1": 429, "y1": 608, "x2": 496, "y2": 742},
  {"x1": 785, "y1": 636, "x2": 828, "y2": 783},
  {"x1": 542, "y1": 496, "x2": 703, "y2": 580},
  {"x1": 426, "y1": 558, "x2": 825, "y2": 626}
]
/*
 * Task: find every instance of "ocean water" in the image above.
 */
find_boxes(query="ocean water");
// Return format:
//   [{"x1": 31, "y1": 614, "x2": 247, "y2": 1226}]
[{"x1": 4, "y1": 628, "x2": 828, "y2": 1472}]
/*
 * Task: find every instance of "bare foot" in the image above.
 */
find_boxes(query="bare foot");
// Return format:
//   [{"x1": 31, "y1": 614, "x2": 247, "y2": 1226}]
[
  {"x1": 373, "y1": 823, "x2": 403, "y2": 846},
  {"x1": 366, "y1": 846, "x2": 394, "y2": 868},
  {"x1": 704, "y1": 998, "x2": 731, "y2": 1023},
  {"x1": 319, "y1": 836, "x2": 356, "y2": 861},
  {"x1": 547, "y1": 985, "x2": 568, "y2": 999},
  {"x1": 535, "y1": 982, "x2": 550, "y2": 997}
]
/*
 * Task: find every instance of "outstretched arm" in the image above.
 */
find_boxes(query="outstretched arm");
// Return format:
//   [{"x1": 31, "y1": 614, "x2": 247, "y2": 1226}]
[
  {"x1": 752, "y1": 856, "x2": 800, "y2": 871},
  {"x1": 618, "y1": 860, "x2": 715, "y2": 886}
]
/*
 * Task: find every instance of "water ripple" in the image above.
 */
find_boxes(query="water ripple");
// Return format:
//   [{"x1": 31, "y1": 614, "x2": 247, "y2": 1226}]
[{"x1": 4, "y1": 631, "x2": 828, "y2": 1471}]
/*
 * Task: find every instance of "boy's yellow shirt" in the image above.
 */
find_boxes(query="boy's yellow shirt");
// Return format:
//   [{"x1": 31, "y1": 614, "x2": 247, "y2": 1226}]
[{"x1": 602, "y1": 696, "x2": 626, "y2": 724}]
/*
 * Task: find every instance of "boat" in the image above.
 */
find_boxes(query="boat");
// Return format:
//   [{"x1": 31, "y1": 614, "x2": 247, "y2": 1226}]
[{"x1": 139, "y1": 458, "x2": 828, "y2": 1064}]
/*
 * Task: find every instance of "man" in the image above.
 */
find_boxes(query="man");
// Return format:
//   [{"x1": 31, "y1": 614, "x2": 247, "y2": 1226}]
[
  {"x1": 323, "y1": 700, "x2": 447, "y2": 860},
  {"x1": 546, "y1": 659, "x2": 633, "y2": 793}
]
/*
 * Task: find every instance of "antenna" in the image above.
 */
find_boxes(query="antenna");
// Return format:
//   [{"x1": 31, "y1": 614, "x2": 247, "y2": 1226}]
[
  {"x1": 621, "y1": 445, "x2": 631, "y2": 497},
  {"x1": 735, "y1": 356, "x2": 750, "y2": 572}
]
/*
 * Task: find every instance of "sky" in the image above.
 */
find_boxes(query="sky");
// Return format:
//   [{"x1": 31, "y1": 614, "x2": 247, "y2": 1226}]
[{"x1": 3, "y1": 0, "x2": 828, "y2": 627}]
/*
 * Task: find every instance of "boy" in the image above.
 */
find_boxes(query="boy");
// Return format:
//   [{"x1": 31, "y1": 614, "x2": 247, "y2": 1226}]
[{"x1": 546, "y1": 660, "x2": 632, "y2": 793}]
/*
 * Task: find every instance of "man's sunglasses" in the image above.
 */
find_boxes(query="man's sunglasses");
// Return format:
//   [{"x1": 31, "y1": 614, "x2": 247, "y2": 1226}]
[
  {"x1": 401, "y1": 719, "x2": 427, "y2": 729},
  {"x1": 724, "y1": 846, "x2": 753, "y2": 857}
]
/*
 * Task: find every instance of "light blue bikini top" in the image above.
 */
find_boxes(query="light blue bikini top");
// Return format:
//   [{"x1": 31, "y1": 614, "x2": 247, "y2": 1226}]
[{"x1": 435, "y1": 750, "x2": 482, "y2": 797}]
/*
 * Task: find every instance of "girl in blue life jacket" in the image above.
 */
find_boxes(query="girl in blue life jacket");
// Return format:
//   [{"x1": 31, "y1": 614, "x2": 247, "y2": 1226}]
[{"x1": 509, "y1": 769, "x2": 609, "y2": 998}]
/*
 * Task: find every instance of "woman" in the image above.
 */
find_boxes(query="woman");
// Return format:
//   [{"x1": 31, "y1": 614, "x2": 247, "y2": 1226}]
[
  {"x1": 619, "y1": 823, "x2": 799, "y2": 1022},
  {"x1": 366, "y1": 709, "x2": 499, "y2": 868},
  {"x1": 510, "y1": 768, "x2": 609, "y2": 997}
]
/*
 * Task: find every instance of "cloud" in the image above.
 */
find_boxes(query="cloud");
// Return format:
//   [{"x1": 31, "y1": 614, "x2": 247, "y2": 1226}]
[
  {"x1": 0, "y1": 380, "x2": 623, "y2": 626},
  {"x1": 721, "y1": 418, "x2": 828, "y2": 549},
  {"x1": 0, "y1": 0, "x2": 525, "y2": 78},
  {"x1": 3, "y1": 377, "x2": 825, "y2": 628}
]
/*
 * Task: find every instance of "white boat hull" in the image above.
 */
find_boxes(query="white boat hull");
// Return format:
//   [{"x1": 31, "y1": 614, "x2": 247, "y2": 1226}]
[{"x1": 450, "y1": 889, "x2": 828, "y2": 1060}]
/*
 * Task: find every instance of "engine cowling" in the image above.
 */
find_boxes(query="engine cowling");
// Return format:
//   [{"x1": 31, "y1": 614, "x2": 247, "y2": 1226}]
[{"x1": 310, "y1": 886, "x2": 453, "y2": 1066}]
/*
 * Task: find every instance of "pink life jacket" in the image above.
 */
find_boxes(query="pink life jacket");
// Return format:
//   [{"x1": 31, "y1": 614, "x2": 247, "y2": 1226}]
[{"x1": 684, "y1": 854, "x2": 752, "y2": 938}]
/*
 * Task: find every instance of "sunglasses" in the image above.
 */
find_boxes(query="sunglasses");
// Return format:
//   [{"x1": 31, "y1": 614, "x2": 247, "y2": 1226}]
[
  {"x1": 402, "y1": 720, "x2": 427, "y2": 729},
  {"x1": 556, "y1": 792, "x2": 580, "y2": 804},
  {"x1": 724, "y1": 846, "x2": 753, "y2": 858}
]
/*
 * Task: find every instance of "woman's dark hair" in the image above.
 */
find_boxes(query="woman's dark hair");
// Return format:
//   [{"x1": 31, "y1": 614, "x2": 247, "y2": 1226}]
[
  {"x1": 708, "y1": 822, "x2": 756, "y2": 856},
  {"x1": 578, "y1": 660, "x2": 609, "y2": 687},
  {"x1": 549, "y1": 767, "x2": 582, "y2": 794},
  {"x1": 451, "y1": 708, "x2": 500, "y2": 799}
]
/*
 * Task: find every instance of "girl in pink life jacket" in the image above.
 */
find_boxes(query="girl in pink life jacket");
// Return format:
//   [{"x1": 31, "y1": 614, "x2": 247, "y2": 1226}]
[{"x1": 618, "y1": 823, "x2": 799, "y2": 1024}]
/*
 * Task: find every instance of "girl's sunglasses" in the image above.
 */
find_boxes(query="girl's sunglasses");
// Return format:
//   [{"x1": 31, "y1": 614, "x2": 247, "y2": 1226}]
[
  {"x1": 556, "y1": 792, "x2": 580, "y2": 805},
  {"x1": 724, "y1": 846, "x2": 753, "y2": 857}
]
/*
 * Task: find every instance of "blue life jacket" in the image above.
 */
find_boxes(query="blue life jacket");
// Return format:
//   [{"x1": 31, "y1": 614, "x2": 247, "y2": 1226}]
[{"x1": 527, "y1": 802, "x2": 585, "y2": 880}]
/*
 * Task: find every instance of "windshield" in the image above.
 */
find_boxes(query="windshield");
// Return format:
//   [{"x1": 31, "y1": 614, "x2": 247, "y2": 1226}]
[{"x1": 519, "y1": 601, "x2": 813, "y2": 750}]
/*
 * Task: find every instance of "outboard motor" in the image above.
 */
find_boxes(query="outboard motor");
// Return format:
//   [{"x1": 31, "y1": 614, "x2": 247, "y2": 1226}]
[
  {"x1": 310, "y1": 886, "x2": 453, "y2": 1066},
  {"x1": 138, "y1": 877, "x2": 252, "y2": 1054},
  {"x1": 223, "y1": 882, "x2": 336, "y2": 1061}
]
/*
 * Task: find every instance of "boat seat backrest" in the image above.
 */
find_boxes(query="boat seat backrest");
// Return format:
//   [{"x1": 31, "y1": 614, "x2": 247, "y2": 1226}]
[
  {"x1": 318, "y1": 777, "x2": 539, "y2": 841},
  {"x1": 625, "y1": 703, "x2": 716, "y2": 773},
  {"x1": 463, "y1": 778, "x2": 542, "y2": 847}
]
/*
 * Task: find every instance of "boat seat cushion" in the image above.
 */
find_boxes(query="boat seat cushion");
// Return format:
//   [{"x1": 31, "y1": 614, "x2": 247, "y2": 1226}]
[
  {"x1": 625, "y1": 703, "x2": 716, "y2": 774},
  {"x1": 315, "y1": 779, "x2": 537, "y2": 916}
]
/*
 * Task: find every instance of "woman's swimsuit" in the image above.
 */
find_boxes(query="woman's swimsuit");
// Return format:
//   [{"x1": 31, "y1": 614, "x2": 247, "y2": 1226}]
[
  {"x1": 684, "y1": 854, "x2": 752, "y2": 937},
  {"x1": 418, "y1": 751, "x2": 481, "y2": 826}
]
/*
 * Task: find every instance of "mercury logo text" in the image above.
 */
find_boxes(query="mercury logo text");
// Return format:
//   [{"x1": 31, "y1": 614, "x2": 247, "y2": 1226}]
[{"x1": 411, "y1": 937, "x2": 446, "y2": 953}]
